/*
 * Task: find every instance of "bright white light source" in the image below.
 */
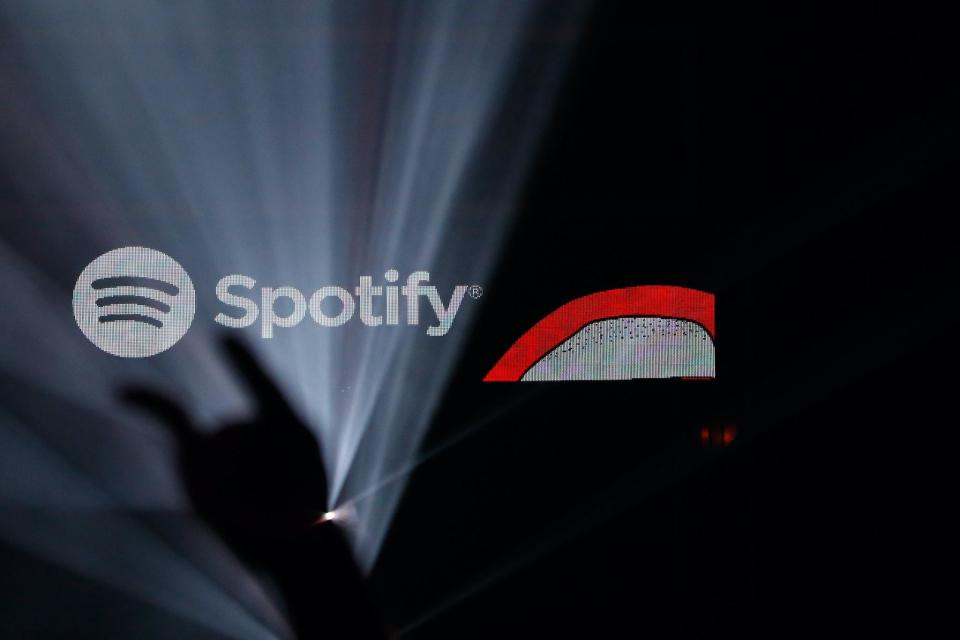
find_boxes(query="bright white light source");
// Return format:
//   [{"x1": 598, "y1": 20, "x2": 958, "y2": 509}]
[
  {"x1": 316, "y1": 511, "x2": 339, "y2": 524},
  {"x1": 316, "y1": 503, "x2": 358, "y2": 527}
]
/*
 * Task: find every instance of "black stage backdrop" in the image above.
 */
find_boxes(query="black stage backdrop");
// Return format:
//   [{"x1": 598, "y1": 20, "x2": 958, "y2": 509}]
[{"x1": 374, "y1": 3, "x2": 953, "y2": 637}]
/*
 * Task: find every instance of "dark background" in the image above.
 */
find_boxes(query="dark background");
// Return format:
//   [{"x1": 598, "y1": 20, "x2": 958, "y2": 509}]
[
  {"x1": 1, "y1": 2, "x2": 955, "y2": 638},
  {"x1": 370, "y1": 2, "x2": 955, "y2": 637}
]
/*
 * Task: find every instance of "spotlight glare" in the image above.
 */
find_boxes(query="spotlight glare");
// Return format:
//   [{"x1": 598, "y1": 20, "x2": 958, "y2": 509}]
[{"x1": 316, "y1": 511, "x2": 339, "y2": 525}]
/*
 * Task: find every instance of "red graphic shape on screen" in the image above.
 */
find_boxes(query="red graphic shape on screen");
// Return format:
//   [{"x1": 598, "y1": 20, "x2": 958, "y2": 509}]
[{"x1": 484, "y1": 285, "x2": 715, "y2": 382}]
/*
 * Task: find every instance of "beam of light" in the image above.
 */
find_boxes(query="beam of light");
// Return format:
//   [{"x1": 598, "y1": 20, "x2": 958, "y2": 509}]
[
  {"x1": 0, "y1": 411, "x2": 290, "y2": 639},
  {"x1": 0, "y1": 0, "x2": 589, "y2": 631}
]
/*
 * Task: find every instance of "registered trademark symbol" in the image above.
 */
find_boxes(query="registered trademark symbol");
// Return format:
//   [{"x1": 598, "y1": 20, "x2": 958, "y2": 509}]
[{"x1": 468, "y1": 285, "x2": 483, "y2": 299}]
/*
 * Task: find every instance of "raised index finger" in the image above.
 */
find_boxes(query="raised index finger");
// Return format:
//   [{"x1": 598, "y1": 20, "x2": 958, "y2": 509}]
[{"x1": 221, "y1": 335, "x2": 293, "y2": 415}]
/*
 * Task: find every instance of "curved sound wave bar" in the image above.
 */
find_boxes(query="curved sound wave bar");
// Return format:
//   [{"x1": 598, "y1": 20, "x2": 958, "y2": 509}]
[
  {"x1": 94, "y1": 295, "x2": 171, "y2": 313},
  {"x1": 97, "y1": 313, "x2": 164, "y2": 328},
  {"x1": 91, "y1": 276, "x2": 179, "y2": 296}
]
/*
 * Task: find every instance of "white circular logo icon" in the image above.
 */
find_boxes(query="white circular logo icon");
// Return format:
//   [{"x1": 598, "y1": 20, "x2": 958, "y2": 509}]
[{"x1": 73, "y1": 247, "x2": 195, "y2": 357}]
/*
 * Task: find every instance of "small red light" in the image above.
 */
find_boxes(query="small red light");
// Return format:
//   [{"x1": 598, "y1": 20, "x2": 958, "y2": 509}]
[
  {"x1": 722, "y1": 425, "x2": 737, "y2": 446},
  {"x1": 700, "y1": 423, "x2": 737, "y2": 447}
]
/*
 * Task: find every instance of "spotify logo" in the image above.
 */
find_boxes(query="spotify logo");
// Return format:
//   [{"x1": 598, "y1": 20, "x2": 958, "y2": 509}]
[
  {"x1": 73, "y1": 246, "x2": 476, "y2": 357},
  {"x1": 73, "y1": 247, "x2": 196, "y2": 357}
]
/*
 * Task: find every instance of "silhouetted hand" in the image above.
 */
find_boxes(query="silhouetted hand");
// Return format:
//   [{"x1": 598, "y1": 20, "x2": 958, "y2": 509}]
[
  {"x1": 123, "y1": 337, "x2": 386, "y2": 639},
  {"x1": 123, "y1": 337, "x2": 328, "y2": 558}
]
